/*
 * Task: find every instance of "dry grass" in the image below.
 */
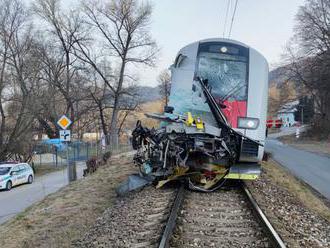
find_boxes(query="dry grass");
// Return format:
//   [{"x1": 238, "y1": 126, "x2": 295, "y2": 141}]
[
  {"x1": 279, "y1": 135, "x2": 330, "y2": 156},
  {"x1": 33, "y1": 164, "x2": 64, "y2": 177},
  {"x1": 124, "y1": 100, "x2": 164, "y2": 130},
  {"x1": 0, "y1": 154, "x2": 136, "y2": 248},
  {"x1": 261, "y1": 159, "x2": 330, "y2": 222}
]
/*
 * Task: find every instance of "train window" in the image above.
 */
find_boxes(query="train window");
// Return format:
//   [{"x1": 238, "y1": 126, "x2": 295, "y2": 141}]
[
  {"x1": 196, "y1": 51, "x2": 248, "y2": 101},
  {"x1": 174, "y1": 54, "x2": 187, "y2": 68}
]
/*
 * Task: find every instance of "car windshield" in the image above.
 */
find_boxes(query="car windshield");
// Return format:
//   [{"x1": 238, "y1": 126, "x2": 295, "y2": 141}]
[{"x1": 0, "y1": 167, "x2": 10, "y2": 175}]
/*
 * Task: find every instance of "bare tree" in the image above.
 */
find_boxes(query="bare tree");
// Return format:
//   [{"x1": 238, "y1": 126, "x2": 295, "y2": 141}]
[
  {"x1": 295, "y1": 0, "x2": 330, "y2": 55},
  {"x1": 284, "y1": 0, "x2": 330, "y2": 135},
  {"x1": 76, "y1": 0, "x2": 157, "y2": 147},
  {"x1": 0, "y1": 0, "x2": 37, "y2": 160},
  {"x1": 33, "y1": 0, "x2": 85, "y2": 125},
  {"x1": 157, "y1": 69, "x2": 171, "y2": 106}
]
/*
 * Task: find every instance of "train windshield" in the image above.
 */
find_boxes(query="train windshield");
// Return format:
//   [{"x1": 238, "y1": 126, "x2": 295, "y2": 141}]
[{"x1": 196, "y1": 43, "x2": 248, "y2": 101}]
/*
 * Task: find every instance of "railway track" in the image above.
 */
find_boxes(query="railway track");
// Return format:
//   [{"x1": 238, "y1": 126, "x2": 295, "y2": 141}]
[
  {"x1": 76, "y1": 182, "x2": 286, "y2": 247},
  {"x1": 157, "y1": 181, "x2": 286, "y2": 248}
]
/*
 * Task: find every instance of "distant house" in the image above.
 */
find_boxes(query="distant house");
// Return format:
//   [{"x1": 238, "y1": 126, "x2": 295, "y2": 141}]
[{"x1": 277, "y1": 100, "x2": 299, "y2": 127}]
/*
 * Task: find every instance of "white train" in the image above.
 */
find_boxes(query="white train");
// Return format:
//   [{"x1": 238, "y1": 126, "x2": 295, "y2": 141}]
[{"x1": 168, "y1": 38, "x2": 269, "y2": 179}]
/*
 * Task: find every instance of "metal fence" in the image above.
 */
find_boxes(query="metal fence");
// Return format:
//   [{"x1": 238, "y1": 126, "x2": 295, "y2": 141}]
[{"x1": 33, "y1": 141, "x2": 131, "y2": 167}]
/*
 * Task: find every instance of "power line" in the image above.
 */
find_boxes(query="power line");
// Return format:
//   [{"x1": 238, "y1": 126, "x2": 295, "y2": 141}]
[
  {"x1": 228, "y1": 0, "x2": 239, "y2": 38},
  {"x1": 222, "y1": 0, "x2": 231, "y2": 38}
]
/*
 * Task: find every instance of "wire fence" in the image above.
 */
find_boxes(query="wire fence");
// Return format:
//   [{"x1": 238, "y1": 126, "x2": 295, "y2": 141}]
[{"x1": 32, "y1": 140, "x2": 132, "y2": 167}]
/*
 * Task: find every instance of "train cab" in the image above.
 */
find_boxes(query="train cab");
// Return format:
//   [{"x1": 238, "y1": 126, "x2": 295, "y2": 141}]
[{"x1": 169, "y1": 38, "x2": 269, "y2": 167}]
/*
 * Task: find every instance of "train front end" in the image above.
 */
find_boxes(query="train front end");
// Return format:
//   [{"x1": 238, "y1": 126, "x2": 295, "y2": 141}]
[
  {"x1": 169, "y1": 38, "x2": 269, "y2": 181},
  {"x1": 131, "y1": 38, "x2": 268, "y2": 191}
]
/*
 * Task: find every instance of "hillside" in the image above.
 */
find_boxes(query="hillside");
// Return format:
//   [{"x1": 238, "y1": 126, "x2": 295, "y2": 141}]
[
  {"x1": 268, "y1": 66, "x2": 298, "y2": 117},
  {"x1": 269, "y1": 66, "x2": 288, "y2": 87},
  {"x1": 135, "y1": 86, "x2": 162, "y2": 103}
]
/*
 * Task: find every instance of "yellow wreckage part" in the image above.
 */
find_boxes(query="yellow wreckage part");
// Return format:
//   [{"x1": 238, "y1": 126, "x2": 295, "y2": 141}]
[
  {"x1": 156, "y1": 165, "x2": 228, "y2": 189},
  {"x1": 156, "y1": 162, "x2": 259, "y2": 189},
  {"x1": 156, "y1": 166, "x2": 189, "y2": 188},
  {"x1": 224, "y1": 173, "x2": 259, "y2": 180},
  {"x1": 195, "y1": 116, "x2": 204, "y2": 130},
  {"x1": 201, "y1": 173, "x2": 227, "y2": 189},
  {"x1": 185, "y1": 112, "x2": 194, "y2": 126}
]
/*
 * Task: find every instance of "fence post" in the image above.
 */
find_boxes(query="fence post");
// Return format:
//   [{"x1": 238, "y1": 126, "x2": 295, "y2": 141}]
[
  {"x1": 74, "y1": 144, "x2": 76, "y2": 162},
  {"x1": 86, "y1": 143, "x2": 89, "y2": 160},
  {"x1": 296, "y1": 127, "x2": 300, "y2": 139},
  {"x1": 55, "y1": 147, "x2": 58, "y2": 167}
]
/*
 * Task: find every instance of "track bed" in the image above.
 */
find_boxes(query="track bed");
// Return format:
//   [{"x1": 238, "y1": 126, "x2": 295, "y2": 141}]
[{"x1": 171, "y1": 189, "x2": 271, "y2": 247}]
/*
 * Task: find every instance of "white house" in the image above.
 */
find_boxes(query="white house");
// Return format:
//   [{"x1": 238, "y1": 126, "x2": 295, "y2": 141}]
[{"x1": 277, "y1": 100, "x2": 299, "y2": 127}]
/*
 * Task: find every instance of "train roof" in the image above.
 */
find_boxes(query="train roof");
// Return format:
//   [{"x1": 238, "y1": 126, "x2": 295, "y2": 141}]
[{"x1": 177, "y1": 38, "x2": 267, "y2": 61}]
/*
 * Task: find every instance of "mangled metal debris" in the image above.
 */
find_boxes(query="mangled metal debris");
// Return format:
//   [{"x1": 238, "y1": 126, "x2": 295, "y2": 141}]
[
  {"x1": 126, "y1": 78, "x2": 262, "y2": 192},
  {"x1": 116, "y1": 174, "x2": 154, "y2": 196}
]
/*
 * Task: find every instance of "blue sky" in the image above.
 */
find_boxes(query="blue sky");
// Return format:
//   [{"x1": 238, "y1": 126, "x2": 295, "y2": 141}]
[{"x1": 143, "y1": 0, "x2": 304, "y2": 86}]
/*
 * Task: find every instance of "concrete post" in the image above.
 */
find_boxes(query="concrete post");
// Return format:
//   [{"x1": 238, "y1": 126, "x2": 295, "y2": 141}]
[{"x1": 296, "y1": 127, "x2": 300, "y2": 139}]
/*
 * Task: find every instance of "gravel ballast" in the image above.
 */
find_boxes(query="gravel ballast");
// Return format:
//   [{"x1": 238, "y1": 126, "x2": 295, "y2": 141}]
[
  {"x1": 247, "y1": 164, "x2": 330, "y2": 248},
  {"x1": 74, "y1": 187, "x2": 176, "y2": 247}
]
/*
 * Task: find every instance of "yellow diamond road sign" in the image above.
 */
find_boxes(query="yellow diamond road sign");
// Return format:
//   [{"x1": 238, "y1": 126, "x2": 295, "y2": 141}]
[{"x1": 57, "y1": 115, "x2": 72, "y2": 130}]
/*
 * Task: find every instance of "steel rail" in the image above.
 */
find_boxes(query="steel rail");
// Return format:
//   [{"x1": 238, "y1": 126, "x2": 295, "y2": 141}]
[
  {"x1": 158, "y1": 185, "x2": 185, "y2": 248},
  {"x1": 241, "y1": 181, "x2": 286, "y2": 248}
]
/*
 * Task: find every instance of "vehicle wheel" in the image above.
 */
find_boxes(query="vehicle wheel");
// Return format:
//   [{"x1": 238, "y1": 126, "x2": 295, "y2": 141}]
[
  {"x1": 6, "y1": 181, "x2": 12, "y2": 191},
  {"x1": 28, "y1": 175, "x2": 33, "y2": 184}
]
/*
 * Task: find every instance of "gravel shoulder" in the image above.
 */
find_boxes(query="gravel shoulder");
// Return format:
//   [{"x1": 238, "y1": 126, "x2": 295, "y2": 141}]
[
  {"x1": 246, "y1": 160, "x2": 330, "y2": 248},
  {"x1": 0, "y1": 153, "x2": 135, "y2": 248}
]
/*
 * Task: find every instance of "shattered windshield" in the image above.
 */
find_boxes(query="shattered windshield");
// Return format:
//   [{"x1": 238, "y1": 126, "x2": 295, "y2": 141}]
[
  {"x1": 0, "y1": 167, "x2": 10, "y2": 175},
  {"x1": 196, "y1": 52, "x2": 248, "y2": 101}
]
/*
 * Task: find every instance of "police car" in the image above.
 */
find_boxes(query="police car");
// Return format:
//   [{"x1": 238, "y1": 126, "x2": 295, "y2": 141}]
[{"x1": 0, "y1": 163, "x2": 34, "y2": 191}]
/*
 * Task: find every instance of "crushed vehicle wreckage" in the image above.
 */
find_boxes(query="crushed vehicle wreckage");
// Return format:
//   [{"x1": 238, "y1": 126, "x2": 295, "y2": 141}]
[
  {"x1": 116, "y1": 38, "x2": 268, "y2": 195},
  {"x1": 117, "y1": 78, "x2": 263, "y2": 195}
]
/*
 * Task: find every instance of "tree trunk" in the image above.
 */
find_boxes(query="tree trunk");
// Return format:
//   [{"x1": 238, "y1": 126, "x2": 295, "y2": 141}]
[
  {"x1": 98, "y1": 103, "x2": 109, "y2": 144},
  {"x1": 109, "y1": 57, "x2": 126, "y2": 148}
]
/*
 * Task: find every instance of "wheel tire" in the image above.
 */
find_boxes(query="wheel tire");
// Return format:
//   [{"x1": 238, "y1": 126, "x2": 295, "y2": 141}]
[
  {"x1": 6, "y1": 181, "x2": 12, "y2": 191},
  {"x1": 28, "y1": 175, "x2": 33, "y2": 184}
]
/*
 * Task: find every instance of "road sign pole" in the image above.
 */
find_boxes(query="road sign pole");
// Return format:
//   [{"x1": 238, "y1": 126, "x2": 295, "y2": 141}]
[
  {"x1": 67, "y1": 141, "x2": 70, "y2": 182},
  {"x1": 57, "y1": 115, "x2": 74, "y2": 183}
]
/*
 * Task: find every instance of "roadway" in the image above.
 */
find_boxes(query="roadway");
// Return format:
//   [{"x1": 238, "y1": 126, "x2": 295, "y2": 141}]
[
  {"x1": 266, "y1": 127, "x2": 330, "y2": 200},
  {"x1": 0, "y1": 162, "x2": 86, "y2": 224}
]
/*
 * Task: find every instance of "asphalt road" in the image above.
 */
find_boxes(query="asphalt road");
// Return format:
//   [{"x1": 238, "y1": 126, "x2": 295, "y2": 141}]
[
  {"x1": 266, "y1": 130, "x2": 330, "y2": 200},
  {"x1": 0, "y1": 162, "x2": 86, "y2": 224}
]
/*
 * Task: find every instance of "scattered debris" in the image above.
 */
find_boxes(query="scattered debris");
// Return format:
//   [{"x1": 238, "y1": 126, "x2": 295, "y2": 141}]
[{"x1": 116, "y1": 174, "x2": 154, "y2": 196}]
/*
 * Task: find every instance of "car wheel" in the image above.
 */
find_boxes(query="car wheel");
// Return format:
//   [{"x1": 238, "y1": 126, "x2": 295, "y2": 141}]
[
  {"x1": 28, "y1": 175, "x2": 33, "y2": 184},
  {"x1": 6, "y1": 181, "x2": 12, "y2": 191}
]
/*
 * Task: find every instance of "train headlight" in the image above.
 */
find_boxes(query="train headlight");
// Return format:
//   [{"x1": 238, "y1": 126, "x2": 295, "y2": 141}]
[
  {"x1": 220, "y1": 46, "x2": 228, "y2": 53},
  {"x1": 238, "y1": 117, "x2": 260, "y2": 130}
]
